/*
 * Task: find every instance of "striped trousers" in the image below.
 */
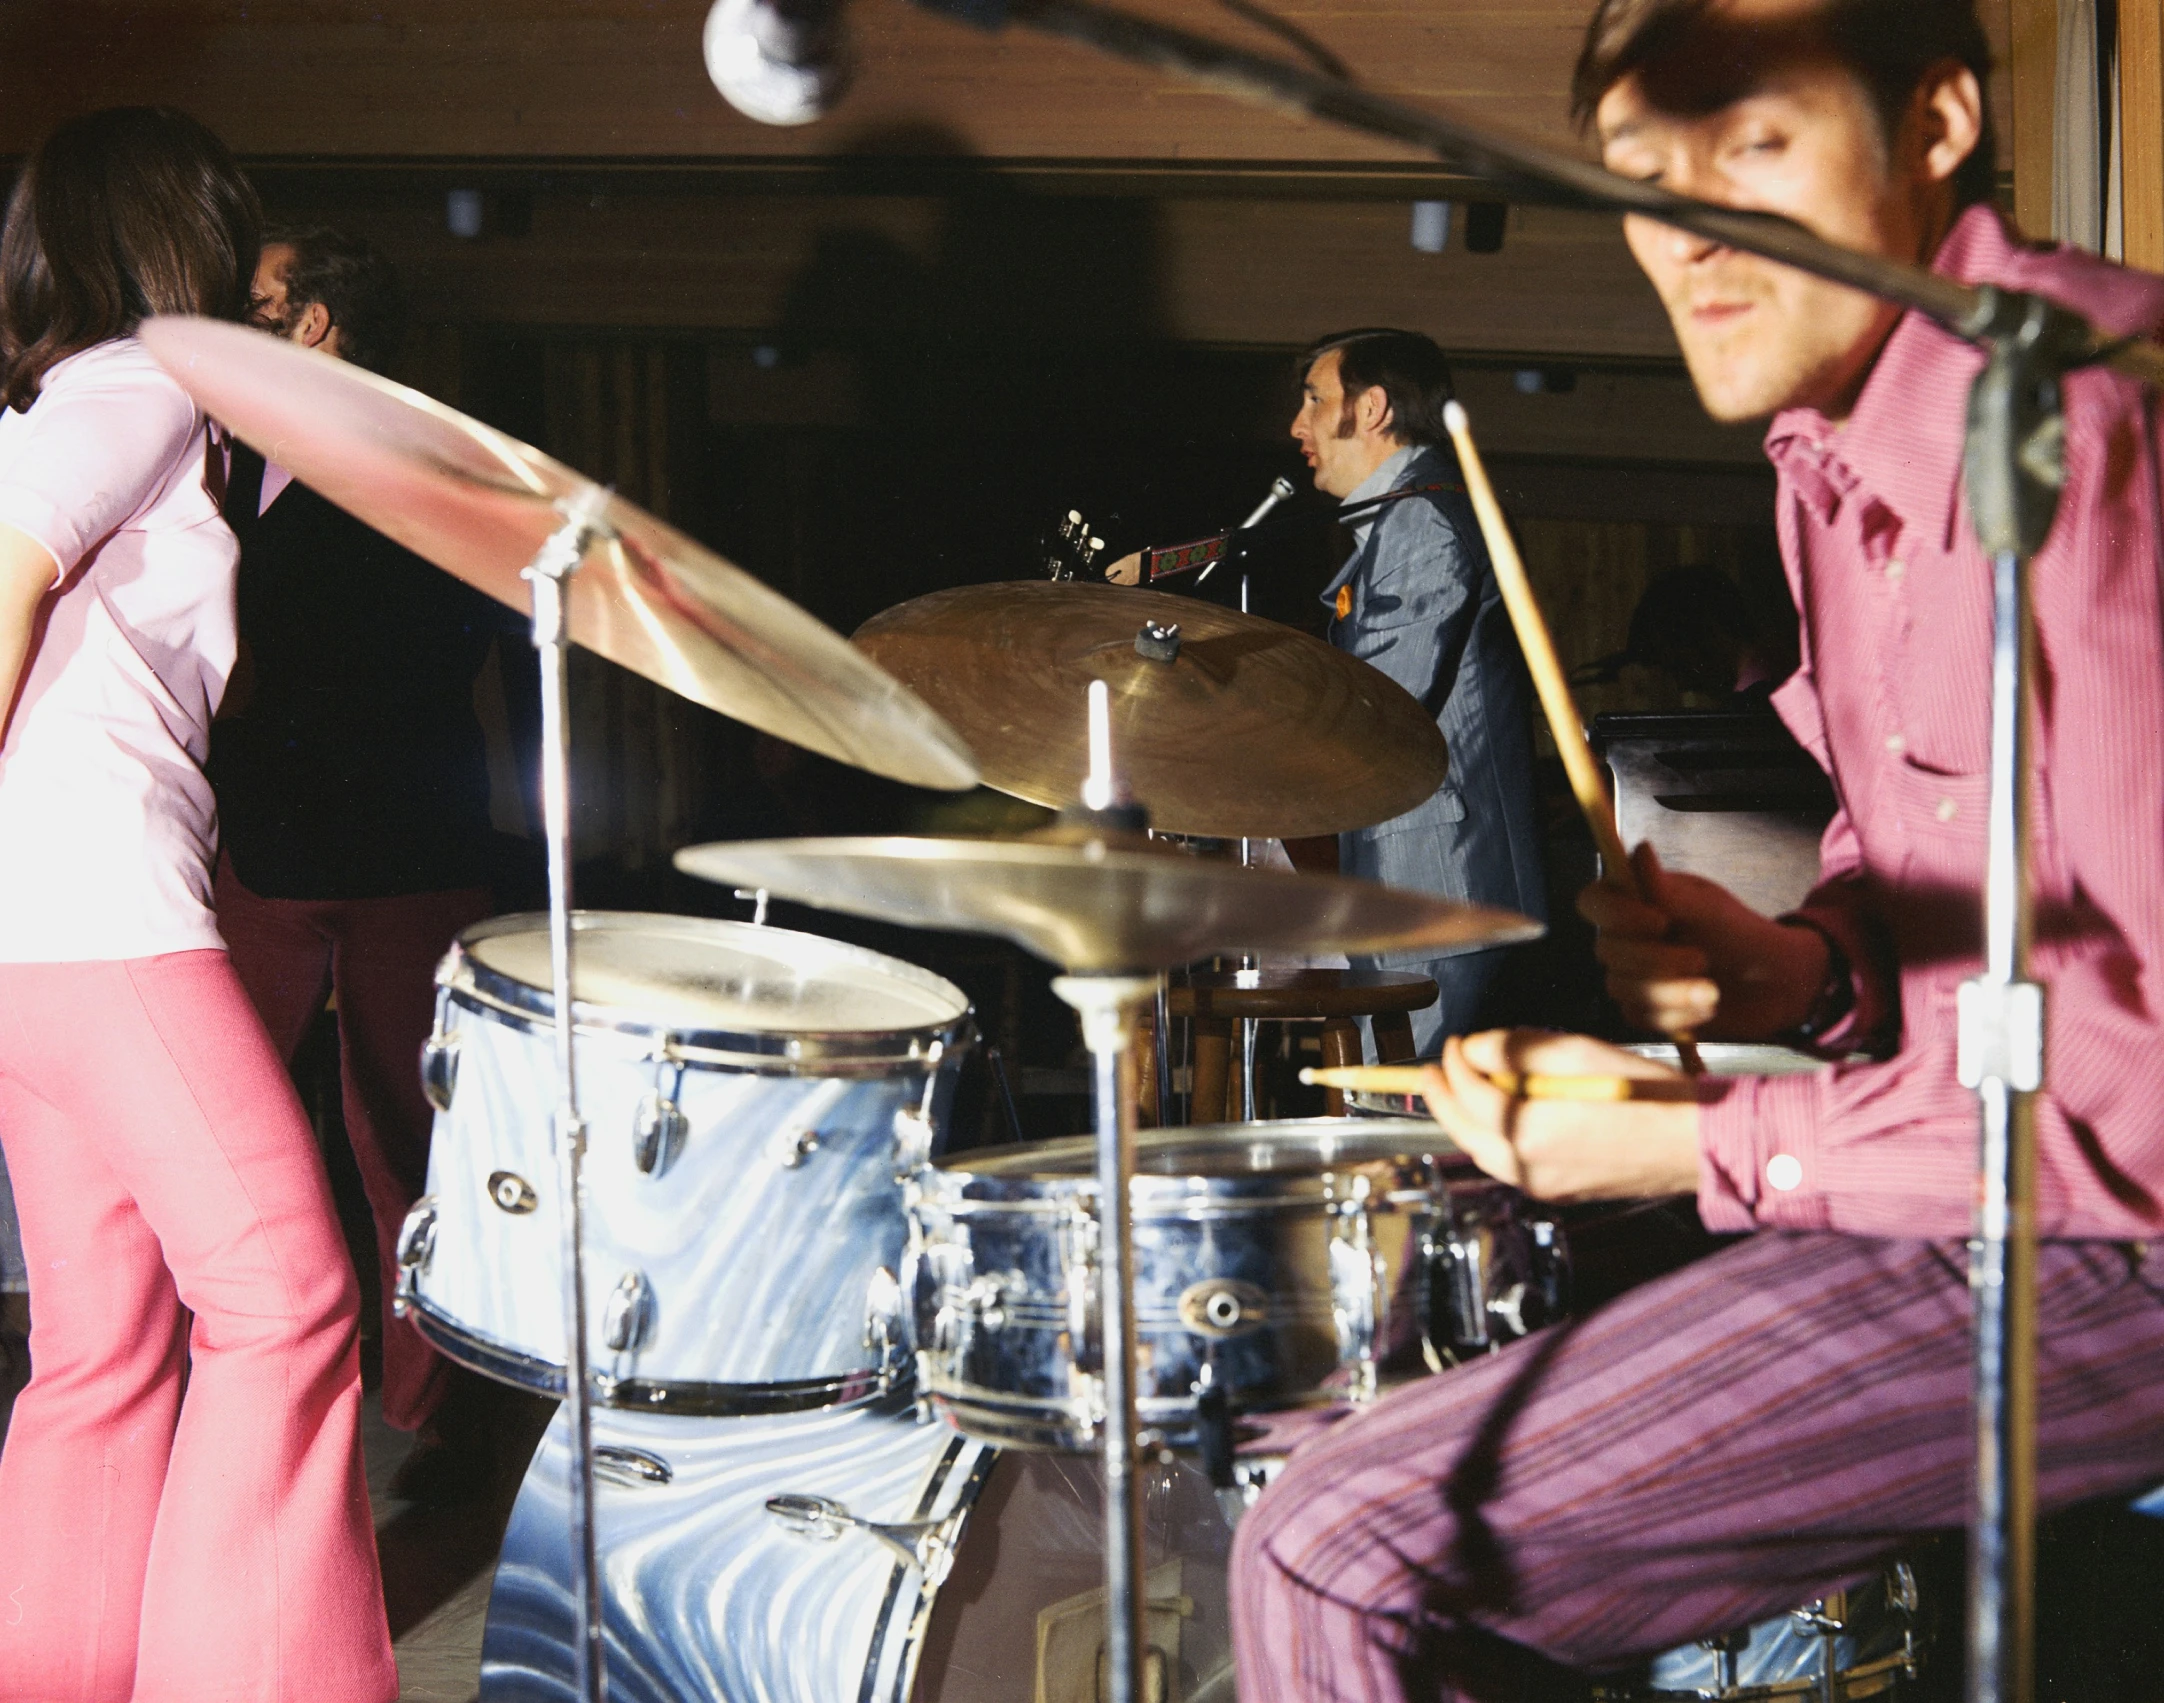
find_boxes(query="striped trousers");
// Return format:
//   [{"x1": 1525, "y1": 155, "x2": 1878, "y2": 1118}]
[{"x1": 1230, "y1": 1232, "x2": 2164, "y2": 1702}]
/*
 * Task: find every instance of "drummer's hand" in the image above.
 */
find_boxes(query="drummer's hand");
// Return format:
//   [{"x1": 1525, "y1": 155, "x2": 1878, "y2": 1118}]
[
  {"x1": 1577, "y1": 843, "x2": 1828, "y2": 1039},
  {"x1": 1418, "y1": 1029, "x2": 1700, "y2": 1202}
]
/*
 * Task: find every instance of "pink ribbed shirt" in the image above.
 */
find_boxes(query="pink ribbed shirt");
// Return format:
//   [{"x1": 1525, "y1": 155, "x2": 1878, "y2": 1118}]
[{"x1": 1697, "y1": 207, "x2": 2164, "y2": 1240}]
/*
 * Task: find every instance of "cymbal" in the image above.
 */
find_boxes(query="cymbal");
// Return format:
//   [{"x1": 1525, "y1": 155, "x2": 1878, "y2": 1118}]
[
  {"x1": 674, "y1": 835, "x2": 1540, "y2": 973},
  {"x1": 139, "y1": 316, "x2": 977, "y2": 793},
  {"x1": 852, "y1": 582, "x2": 1446, "y2": 838}
]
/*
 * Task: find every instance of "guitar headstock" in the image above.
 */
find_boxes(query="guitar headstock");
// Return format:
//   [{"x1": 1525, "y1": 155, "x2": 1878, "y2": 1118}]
[{"x1": 1041, "y1": 509, "x2": 1108, "y2": 582}]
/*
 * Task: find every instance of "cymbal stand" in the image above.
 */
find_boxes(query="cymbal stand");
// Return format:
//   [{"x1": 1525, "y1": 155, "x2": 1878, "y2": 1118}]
[
  {"x1": 1236, "y1": 571, "x2": 1260, "y2": 1120},
  {"x1": 524, "y1": 491, "x2": 611, "y2": 1703},
  {"x1": 1060, "y1": 679, "x2": 1155, "y2": 1703}
]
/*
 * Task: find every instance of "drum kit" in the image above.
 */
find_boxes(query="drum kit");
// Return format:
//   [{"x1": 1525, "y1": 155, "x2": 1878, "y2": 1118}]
[
  {"x1": 136, "y1": 297, "x2": 1976, "y2": 1701},
  {"x1": 139, "y1": 315, "x2": 1587, "y2": 1703}
]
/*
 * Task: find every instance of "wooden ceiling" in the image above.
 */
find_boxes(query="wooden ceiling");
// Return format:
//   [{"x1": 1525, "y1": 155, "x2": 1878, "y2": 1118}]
[{"x1": 0, "y1": 0, "x2": 2011, "y2": 172}]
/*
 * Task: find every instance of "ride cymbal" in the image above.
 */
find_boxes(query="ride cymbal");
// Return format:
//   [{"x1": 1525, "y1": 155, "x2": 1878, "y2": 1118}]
[
  {"x1": 675, "y1": 835, "x2": 1539, "y2": 973},
  {"x1": 140, "y1": 316, "x2": 977, "y2": 793},
  {"x1": 853, "y1": 581, "x2": 1446, "y2": 838}
]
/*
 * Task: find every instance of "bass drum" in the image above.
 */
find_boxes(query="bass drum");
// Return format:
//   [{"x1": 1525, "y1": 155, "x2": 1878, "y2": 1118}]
[{"x1": 477, "y1": 1400, "x2": 1239, "y2": 1703}]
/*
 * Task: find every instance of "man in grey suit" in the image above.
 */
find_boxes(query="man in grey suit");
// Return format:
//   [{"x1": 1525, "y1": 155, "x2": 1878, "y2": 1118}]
[{"x1": 1294, "y1": 328, "x2": 1546, "y2": 1053}]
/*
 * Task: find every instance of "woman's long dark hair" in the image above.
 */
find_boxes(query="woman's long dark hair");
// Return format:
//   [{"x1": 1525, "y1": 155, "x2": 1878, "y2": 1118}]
[{"x1": 1, "y1": 107, "x2": 261, "y2": 412}]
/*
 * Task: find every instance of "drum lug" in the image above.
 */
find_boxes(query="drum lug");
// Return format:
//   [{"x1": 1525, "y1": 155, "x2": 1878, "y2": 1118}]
[
  {"x1": 592, "y1": 1444, "x2": 674, "y2": 1488},
  {"x1": 764, "y1": 1492, "x2": 968, "y2": 1589},
  {"x1": 632, "y1": 1094, "x2": 689, "y2": 1177},
  {"x1": 863, "y1": 1265, "x2": 907, "y2": 1385},
  {"x1": 1327, "y1": 1213, "x2": 1381, "y2": 1404},
  {"x1": 771, "y1": 1125, "x2": 822, "y2": 1169},
  {"x1": 890, "y1": 1046, "x2": 946, "y2": 1181},
  {"x1": 420, "y1": 1029, "x2": 459, "y2": 1115},
  {"x1": 392, "y1": 1197, "x2": 438, "y2": 1317},
  {"x1": 892, "y1": 1107, "x2": 934, "y2": 1181},
  {"x1": 602, "y1": 1269, "x2": 656, "y2": 1354}
]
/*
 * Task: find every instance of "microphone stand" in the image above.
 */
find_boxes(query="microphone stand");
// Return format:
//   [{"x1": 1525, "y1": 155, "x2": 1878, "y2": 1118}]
[{"x1": 899, "y1": 2, "x2": 2151, "y2": 1697}]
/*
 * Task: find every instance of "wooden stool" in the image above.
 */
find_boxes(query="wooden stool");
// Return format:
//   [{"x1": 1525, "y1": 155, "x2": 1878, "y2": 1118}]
[{"x1": 1138, "y1": 967, "x2": 1438, "y2": 1125}]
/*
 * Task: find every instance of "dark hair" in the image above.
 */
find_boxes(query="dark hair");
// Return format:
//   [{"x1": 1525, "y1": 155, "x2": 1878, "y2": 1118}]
[
  {"x1": 1301, "y1": 328, "x2": 1456, "y2": 448},
  {"x1": 264, "y1": 224, "x2": 407, "y2": 374},
  {"x1": 1570, "y1": 0, "x2": 1997, "y2": 210},
  {"x1": 1, "y1": 107, "x2": 261, "y2": 412}
]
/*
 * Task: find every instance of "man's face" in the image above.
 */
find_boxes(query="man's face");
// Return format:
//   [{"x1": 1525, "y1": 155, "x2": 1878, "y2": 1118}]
[
  {"x1": 1595, "y1": 0, "x2": 1965, "y2": 422},
  {"x1": 249, "y1": 244, "x2": 300, "y2": 338},
  {"x1": 1291, "y1": 351, "x2": 1387, "y2": 499}
]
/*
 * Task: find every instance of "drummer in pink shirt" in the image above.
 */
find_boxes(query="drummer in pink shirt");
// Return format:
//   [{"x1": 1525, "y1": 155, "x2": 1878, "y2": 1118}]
[
  {"x1": 1233, "y1": 2, "x2": 2164, "y2": 1698},
  {"x1": 0, "y1": 109, "x2": 394, "y2": 1703}
]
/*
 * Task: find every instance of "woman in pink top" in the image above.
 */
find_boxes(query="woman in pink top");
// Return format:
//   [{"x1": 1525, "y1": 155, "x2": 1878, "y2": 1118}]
[{"x1": 0, "y1": 110, "x2": 396, "y2": 1703}]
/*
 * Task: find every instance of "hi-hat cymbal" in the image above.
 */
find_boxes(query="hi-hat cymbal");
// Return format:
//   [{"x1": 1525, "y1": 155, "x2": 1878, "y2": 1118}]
[
  {"x1": 853, "y1": 582, "x2": 1446, "y2": 838},
  {"x1": 674, "y1": 835, "x2": 1539, "y2": 973},
  {"x1": 139, "y1": 316, "x2": 977, "y2": 793}
]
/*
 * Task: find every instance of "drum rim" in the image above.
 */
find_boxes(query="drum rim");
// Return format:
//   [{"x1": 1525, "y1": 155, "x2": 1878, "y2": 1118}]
[
  {"x1": 440, "y1": 909, "x2": 976, "y2": 1067},
  {"x1": 926, "y1": 1118, "x2": 1466, "y2": 1197},
  {"x1": 404, "y1": 1292, "x2": 909, "y2": 1415}
]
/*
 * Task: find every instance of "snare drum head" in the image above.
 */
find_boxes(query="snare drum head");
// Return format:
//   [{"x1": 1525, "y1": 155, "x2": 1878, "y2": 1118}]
[{"x1": 451, "y1": 911, "x2": 969, "y2": 1051}]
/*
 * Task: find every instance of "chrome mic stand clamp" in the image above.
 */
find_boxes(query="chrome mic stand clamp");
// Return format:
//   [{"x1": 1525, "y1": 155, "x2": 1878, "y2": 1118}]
[{"x1": 1949, "y1": 286, "x2": 2091, "y2": 1703}]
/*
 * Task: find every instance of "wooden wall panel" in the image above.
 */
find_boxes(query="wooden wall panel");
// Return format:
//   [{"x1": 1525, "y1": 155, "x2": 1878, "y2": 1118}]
[
  {"x1": 268, "y1": 179, "x2": 1689, "y2": 360},
  {"x1": 2123, "y1": 0, "x2": 2164, "y2": 270},
  {"x1": 2008, "y1": 0, "x2": 2055, "y2": 240},
  {"x1": 0, "y1": 0, "x2": 2016, "y2": 173}
]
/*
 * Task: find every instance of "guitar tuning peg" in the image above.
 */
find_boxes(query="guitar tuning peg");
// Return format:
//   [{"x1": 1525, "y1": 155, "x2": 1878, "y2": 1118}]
[
  {"x1": 1067, "y1": 510, "x2": 1084, "y2": 526},
  {"x1": 1088, "y1": 537, "x2": 1105, "y2": 554}
]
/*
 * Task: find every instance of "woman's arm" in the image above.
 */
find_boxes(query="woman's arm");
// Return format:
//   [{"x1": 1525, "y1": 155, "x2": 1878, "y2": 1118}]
[{"x1": 0, "y1": 524, "x2": 59, "y2": 742}]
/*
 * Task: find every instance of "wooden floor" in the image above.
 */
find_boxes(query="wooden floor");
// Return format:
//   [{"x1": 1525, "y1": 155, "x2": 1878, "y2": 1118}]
[{"x1": 364, "y1": 1395, "x2": 497, "y2": 1703}]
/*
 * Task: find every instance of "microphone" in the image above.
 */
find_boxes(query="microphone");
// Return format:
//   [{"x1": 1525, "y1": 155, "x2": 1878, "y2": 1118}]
[
  {"x1": 1196, "y1": 476, "x2": 1297, "y2": 585},
  {"x1": 704, "y1": 0, "x2": 853, "y2": 126}
]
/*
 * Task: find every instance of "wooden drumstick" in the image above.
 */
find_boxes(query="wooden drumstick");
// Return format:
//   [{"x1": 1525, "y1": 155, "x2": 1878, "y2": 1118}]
[
  {"x1": 1440, "y1": 400, "x2": 1705, "y2": 1076},
  {"x1": 1300, "y1": 1064, "x2": 1702, "y2": 1104}
]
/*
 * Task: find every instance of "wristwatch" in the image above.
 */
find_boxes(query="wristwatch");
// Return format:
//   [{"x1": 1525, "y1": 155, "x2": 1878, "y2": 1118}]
[{"x1": 1780, "y1": 915, "x2": 1855, "y2": 1044}]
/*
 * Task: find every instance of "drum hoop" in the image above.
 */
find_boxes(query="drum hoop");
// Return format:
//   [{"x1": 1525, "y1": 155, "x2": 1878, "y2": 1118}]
[
  {"x1": 406, "y1": 1296, "x2": 907, "y2": 1415},
  {"x1": 441, "y1": 910, "x2": 975, "y2": 1070}
]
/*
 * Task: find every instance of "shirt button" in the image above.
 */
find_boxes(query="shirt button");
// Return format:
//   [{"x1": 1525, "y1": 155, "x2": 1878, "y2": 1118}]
[
  {"x1": 1936, "y1": 796, "x2": 1959, "y2": 822},
  {"x1": 1886, "y1": 558, "x2": 1907, "y2": 582},
  {"x1": 1884, "y1": 733, "x2": 1906, "y2": 755},
  {"x1": 1766, "y1": 1154, "x2": 1804, "y2": 1192}
]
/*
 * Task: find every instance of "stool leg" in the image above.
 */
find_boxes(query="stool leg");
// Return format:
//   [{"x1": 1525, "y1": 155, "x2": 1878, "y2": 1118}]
[
  {"x1": 1373, "y1": 1012, "x2": 1418, "y2": 1064},
  {"x1": 1318, "y1": 1019, "x2": 1361, "y2": 1116},
  {"x1": 1190, "y1": 1017, "x2": 1232, "y2": 1125}
]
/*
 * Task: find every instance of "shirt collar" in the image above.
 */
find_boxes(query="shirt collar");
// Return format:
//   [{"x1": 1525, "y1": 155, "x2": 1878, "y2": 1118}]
[
  {"x1": 1763, "y1": 204, "x2": 2016, "y2": 544},
  {"x1": 1340, "y1": 442, "x2": 1425, "y2": 522}
]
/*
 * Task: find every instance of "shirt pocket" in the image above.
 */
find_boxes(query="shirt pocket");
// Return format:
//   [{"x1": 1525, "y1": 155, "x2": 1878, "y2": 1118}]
[{"x1": 1888, "y1": 551, "x2": 1992, "y2": 777}]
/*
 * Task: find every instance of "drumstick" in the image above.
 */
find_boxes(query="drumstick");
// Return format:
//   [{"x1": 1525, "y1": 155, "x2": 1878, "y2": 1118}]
[
  {"x1": 1440, "y1": 400, "x2": 1705, "y2": 1077},
  {"x1": 1300, "y1": 1064, "x2": 1701, "y2": 1104}
]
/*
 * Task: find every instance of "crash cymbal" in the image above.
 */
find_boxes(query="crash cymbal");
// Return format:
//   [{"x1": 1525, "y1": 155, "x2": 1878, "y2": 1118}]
[
  {"x1": 674, "y1": 835, "x2": 1539, "y2": 973},
  {"x1": 140, "y1": 316, "x2": 977, "y2": 793},
  {"x1": 852, "y1": 582, "x2": 1446, "y2": 839}
]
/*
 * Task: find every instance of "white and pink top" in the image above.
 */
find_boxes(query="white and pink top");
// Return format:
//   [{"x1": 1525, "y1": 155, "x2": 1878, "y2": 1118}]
[{"x1": 0, "y1": 338, "x2": 237, "y2": 962}]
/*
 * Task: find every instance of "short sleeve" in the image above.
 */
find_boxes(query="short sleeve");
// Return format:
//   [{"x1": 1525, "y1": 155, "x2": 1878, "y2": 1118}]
[{"x1": 0, "y1": 343, "x2": 202, "y2": 584}]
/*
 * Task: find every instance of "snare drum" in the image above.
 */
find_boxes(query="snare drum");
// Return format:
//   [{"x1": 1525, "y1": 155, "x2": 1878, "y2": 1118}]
[
  {"x1": 396, "y1": 912, "x2": 972, "y2": 1414},
  {"x1": 907, "y1": 1119, "x2": 1568, "y2": 1450}
]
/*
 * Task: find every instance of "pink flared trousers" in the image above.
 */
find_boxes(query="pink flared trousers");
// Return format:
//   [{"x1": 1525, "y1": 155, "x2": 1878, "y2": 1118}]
[{"x1": 0, "y1": 951, "x2": 396, "y2": 1703}]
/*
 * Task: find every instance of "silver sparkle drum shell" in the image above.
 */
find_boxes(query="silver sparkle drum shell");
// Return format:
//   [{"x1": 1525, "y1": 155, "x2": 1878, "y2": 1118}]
[
  {"x1": 397, "y1": 911, "x2": 972, "y2": 1413},
  {"x1": 907, "y1": 1119, "x2": 1569, "y2": 1450},
  {"x1": 477, "y1": 1400, "x2": 1240, "y2": 1703}
]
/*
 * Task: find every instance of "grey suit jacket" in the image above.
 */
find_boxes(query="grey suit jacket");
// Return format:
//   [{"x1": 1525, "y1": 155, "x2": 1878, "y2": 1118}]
[{"x1": 1323, "y1": 444, "x2": 1547, "y2": 967}]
